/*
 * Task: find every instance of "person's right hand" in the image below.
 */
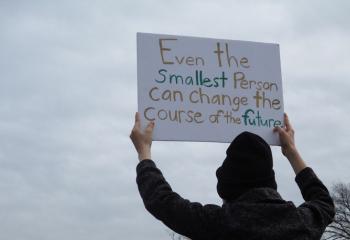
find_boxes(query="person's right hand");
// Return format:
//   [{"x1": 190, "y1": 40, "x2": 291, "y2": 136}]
[
  {"x1": 274, "y1": 113, "x2": 297, "y2": 157},
  {"x1": 274, "y1": 113, "x2": 307, "y2": 175}
]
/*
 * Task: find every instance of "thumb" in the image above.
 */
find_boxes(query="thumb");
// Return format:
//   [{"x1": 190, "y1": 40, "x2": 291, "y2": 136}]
[
  {"x1": 145, "y1": 121, "x2": 155, "y2": 131},
  {"x1": 274, "y1": 126, "x2": 282, "y2": 134}
]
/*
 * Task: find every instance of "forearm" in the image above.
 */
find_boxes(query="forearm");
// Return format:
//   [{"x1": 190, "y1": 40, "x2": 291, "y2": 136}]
[
  {"x1": 136, "y1": 160, "x2": 183, "y2": 221},
  {"x1": 296, "y1": 167, "x2": 335, "y2": 226},
  {"x1": 138, "y1": 148, "x2": 151, "y2": 161},
  {"x1": 285, "y1": 147, "x2": 307, "y2": 175},
  {"x1": 136, "y1": 160, "x2": 212, "y2": 238}
]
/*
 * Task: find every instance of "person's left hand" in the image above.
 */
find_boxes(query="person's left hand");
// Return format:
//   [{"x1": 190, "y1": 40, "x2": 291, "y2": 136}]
[{"x1": 130, "y1": 112, "x2": 154, "y2": 161}]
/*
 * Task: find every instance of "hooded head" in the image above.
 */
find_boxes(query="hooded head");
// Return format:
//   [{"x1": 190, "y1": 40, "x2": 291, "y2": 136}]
[{"x1": 216, "y1": 131, "x2": 277, "y2": 201}]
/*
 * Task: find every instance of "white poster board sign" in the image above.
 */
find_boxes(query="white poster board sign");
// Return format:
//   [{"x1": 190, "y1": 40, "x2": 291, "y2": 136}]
[{"x1": 137, "y1": 32, "x2": 284, "y2": 145}]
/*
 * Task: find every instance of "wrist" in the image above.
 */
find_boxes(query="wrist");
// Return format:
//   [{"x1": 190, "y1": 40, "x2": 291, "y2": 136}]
[
  {"x1": 284, "y1": 148, "x2": 307, "y2": 175},
  {"x1": 284, "y1": 146, "x2": 298, "y2": 159},
  {"x1": 138, "y1": 151, "x2": 151, "y2": 161}
]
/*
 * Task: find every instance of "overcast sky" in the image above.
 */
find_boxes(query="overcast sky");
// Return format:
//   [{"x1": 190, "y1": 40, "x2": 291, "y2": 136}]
[{"x1": 1, "y1": 1, "x2": 350, "y2": 239}]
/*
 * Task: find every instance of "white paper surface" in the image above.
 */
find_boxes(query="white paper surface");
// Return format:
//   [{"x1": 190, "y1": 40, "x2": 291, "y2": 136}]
[{"x1": 137, "y1": 32, "x2": 284, "y2": 145}]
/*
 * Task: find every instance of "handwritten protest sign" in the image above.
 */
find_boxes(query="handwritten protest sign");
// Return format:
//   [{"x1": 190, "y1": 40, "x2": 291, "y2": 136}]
[{"x1": 137, "y1": 33, "x2": 284, "y2": 145}]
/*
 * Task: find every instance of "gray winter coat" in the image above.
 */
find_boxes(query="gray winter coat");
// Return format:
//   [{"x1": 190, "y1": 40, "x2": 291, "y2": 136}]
[{"x1": 136, "y1": 160, "x2": 335, "y2": 240}]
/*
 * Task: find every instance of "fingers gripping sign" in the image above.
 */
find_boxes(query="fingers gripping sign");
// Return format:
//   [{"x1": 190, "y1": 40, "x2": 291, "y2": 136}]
[
  {"x1": 273, "y1": 113, "x2": 307, "y2": 175},
  {"x1": 273, "y1": 113, "x2": 296, "y2": 157},
  {"x1": 130, "y1": 112, "x2": 155, "y2": 161}
]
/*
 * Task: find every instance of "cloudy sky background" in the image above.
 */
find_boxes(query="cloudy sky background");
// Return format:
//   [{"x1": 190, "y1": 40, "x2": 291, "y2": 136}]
[{"x1": 1, "y1": 1, "x2": 350, "y2": 239}]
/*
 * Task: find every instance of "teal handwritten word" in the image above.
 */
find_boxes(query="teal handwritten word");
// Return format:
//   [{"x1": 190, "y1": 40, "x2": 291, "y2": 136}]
[
  {"x1": 242, "y1": 109, "x2": 282, "y2": 128},
  {"x1": 155, "y1": 69, "x2": 228, "y2": 88}
]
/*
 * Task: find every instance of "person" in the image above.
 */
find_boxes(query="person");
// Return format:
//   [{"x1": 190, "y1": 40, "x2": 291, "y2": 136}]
[{"x1": 130, "y1": 112, "x2": 335, "y2": 240}]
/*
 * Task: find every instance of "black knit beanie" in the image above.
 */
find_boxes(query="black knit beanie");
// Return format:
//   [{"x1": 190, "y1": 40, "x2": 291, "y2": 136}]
[{"x1": 216, "y1": 131, "x2": 277, "y2": 201}]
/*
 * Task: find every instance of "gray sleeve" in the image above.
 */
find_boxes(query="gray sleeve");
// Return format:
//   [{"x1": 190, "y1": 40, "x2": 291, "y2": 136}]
[
  {"x1": 136, "y1": 160, "x2": 222, "y2": 239},
  {"x1": 295, "y1": 167, "x2": 335, "y2": 239}
]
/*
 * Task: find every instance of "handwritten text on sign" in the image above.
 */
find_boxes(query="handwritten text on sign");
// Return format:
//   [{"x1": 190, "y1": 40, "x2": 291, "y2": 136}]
[{"x1": 137, "y1": 33, "x2": 284, "y2": 145}]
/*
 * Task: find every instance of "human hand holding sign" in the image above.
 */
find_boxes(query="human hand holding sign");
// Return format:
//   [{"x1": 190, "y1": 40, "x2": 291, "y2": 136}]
[
  {"x1": 274, "y1": 113, "x2": 296, "y2": 157},
  {"x1": 130, "y1": 112, "x2": 154, "y2": 161},
  {"x1": 274, "y1": 113, "x2": 307, "y2": 175},
  {"x1": 129, "y1": 111, "x2": 306, "y2": 173}
]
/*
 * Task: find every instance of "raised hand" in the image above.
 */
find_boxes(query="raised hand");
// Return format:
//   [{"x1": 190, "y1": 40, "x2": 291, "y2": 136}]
[
  {"x1": 274, "y1": 113, "x2": 307, "y2": 174},
  {"x1": 130, "y1": 112, "x2": 155, "y2": 161}
]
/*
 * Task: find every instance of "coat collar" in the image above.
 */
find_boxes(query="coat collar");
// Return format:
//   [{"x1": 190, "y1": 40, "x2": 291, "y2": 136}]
[{"x1": 224, "y1": 188, "x2": 284, "y2": 204}]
